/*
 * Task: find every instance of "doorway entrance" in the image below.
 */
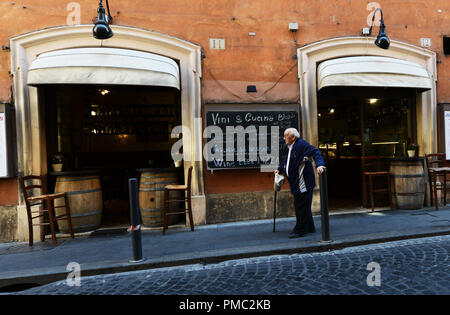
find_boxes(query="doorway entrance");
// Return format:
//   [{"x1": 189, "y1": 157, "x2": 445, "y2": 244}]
[
  {"x1": 317, "y1": 86, "x2": 417, "y2": 211},
  {"x1": 40, "y1": 84, "x2": 183, "y2": 228}
]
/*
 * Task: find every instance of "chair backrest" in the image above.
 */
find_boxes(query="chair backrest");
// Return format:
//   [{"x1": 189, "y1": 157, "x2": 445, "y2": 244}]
[
  {"x1": 186, "y1": 166, "x2": 193, "y2": 191},
  {"x1": 361, "y1": 156, "x2": 382, "y2": 173},
  {"x1": 425, "y1": 153, "x2": 446, "y2": 169},
  {"x1": 19, "y1": 175, "x2": 45, "y2": 203}
]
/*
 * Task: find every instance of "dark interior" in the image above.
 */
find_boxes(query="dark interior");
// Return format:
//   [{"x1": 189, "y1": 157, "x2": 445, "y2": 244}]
[
  {"x1": 317, "y1": 86, "x2": 418, "y2": 211},
  {"x1": 40, "y1": 84, "x2": 182, "y2": 228}
]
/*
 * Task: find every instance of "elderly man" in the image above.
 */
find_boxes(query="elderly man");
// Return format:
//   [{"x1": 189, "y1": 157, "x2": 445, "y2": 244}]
[{"x1": 275, "y1": 128, "x2": 326, "y2": 238}]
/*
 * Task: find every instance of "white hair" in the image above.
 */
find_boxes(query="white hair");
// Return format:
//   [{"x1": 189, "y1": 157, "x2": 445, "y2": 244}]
[{"x1": 285, "y1": 128, "x2": 300, "y2": 139}]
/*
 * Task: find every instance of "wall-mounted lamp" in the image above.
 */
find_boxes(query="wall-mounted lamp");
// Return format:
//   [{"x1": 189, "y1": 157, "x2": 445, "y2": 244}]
[
  {"x1": 93, "y1": 0, "x2": 113, "y2": 40},
  {"x1": 367, "y1": 8, "x2": 390, "y2": 49}
]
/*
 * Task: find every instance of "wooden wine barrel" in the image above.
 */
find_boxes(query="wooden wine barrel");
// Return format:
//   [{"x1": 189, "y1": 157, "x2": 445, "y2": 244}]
[
  {"x1": 53, "y1": 171, "x2": 103, "y2": 233},
  {"x1": 389, "y1": 158, "x2": 425, "y2": 209},
  {"x1": 138, "y1": 168, "x2": 184, "y2": 227}
]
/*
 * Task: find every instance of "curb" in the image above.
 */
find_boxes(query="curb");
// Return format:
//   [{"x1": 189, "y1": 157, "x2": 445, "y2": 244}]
[{"x1": 1, "y1": 229, "x2": 450, "y2": 292}]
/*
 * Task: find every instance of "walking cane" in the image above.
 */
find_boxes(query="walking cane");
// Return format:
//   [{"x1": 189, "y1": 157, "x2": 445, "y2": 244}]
[
  {"x1": 273, "y1": 173, "x2": 285, "y2": 232},
  {"x1": 273, "y1": 190, "x2": 277, "y2": 232}
]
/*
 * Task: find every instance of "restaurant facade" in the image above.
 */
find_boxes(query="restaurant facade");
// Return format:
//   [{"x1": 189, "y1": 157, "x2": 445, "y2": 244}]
[{"x1": 0, "y1": 0, "x2": 449, "y2": 242}]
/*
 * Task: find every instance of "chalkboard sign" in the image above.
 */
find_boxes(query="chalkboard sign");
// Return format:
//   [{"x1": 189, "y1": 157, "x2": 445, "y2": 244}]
[{"x1": 205, "y1": 105, "x2": 299, "y2": 170}]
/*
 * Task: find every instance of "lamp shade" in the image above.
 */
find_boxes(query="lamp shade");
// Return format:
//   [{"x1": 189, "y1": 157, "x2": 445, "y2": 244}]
[
  {"x1": 375, "y1": 23, "x2": 390, "y2": 49},
  {"x1": 93, "y1": 22, "x2": 113, "y2": 40}
]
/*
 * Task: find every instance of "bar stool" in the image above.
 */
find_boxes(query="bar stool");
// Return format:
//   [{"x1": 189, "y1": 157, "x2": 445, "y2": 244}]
[
  {"x1": 19, "y1": 175, "x2": 74, "y2": 246},
  {"x1": 425, "y1": 153, "x2": 450, "y2": 210},
  {"x1": 361, "y1": 156, "x2": 393, "y2": 212},
  {"x1": 162, "y1": 166, "x2": 194, "y2": 235}
]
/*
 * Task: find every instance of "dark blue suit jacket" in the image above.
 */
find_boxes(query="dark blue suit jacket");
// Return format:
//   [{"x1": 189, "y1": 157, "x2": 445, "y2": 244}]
[{"x1": 277, "y1": 139, "x2": 325, "y2": 195}]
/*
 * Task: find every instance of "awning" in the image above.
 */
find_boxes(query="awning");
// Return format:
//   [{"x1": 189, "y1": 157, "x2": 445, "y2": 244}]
[
  {"x1": 27, "y1": 48, "x2": 180, "y2": 89},
  {"x1": 317, "y1": 56, "x2": 432, "y2": 91}
]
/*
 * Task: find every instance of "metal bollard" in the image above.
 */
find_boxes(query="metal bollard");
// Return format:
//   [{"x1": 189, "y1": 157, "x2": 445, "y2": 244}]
[
  {"x1": 128, "y1": 178, "x2": 145, "y2": 263},
  {"x1": 319, "y1": 169, "x2": 332, "y2": 243}
]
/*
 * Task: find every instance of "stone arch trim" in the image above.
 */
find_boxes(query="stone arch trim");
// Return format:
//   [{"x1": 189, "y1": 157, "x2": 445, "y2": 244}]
[
  {"x1": 10, "y1": 25, "x2": 206, "y2": 228},
  {"x1": 297, "y1": 36, "x2": 437, "y2": 155}
]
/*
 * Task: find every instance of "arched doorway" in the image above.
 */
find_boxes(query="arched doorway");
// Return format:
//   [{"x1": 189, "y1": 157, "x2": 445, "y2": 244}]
[
  {"x1": 10, "y1": 25, "x2": 205, "y2": 240},
  {"x1": 297, "y1": 37, "x2": 437, "y2": 212}
]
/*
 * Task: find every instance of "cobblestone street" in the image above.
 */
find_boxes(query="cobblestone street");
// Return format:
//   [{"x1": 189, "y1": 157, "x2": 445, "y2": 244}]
[{"x1": 15, "y1": 235, "x2": 450, "y2": 295}]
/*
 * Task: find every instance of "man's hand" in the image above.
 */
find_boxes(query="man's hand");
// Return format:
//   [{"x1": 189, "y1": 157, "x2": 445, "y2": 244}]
[
  {"x1": 317, "y1": 166, "x2": 326, "y2": 175},
  {"x1": 274, "y1": 170, "x2": 279, "y2": 175}
]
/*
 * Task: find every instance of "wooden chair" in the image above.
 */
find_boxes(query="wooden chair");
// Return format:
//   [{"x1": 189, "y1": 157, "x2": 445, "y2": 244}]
[
  {"x1": 425, "y1": 153, "x2": 450, "y2": 210},
  {"x1": 162, "y1": 166, "x2": 194, "y2": 235},
  {"x1": 361, "y1": 156, "x2": 393, "y2": 212},
  {"x1": 19, "y1": 175, "x2": 74, "y2": 246}
]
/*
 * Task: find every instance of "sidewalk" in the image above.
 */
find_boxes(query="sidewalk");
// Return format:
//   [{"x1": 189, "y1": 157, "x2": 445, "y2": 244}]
[{"x1": 1, "y1": 206, "x2": 450, "y2": 290}]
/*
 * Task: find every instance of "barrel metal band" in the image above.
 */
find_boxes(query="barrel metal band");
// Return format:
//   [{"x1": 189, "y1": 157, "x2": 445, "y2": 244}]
[
  {"x1": 391, "y1": 174, "x2": 424, "y2": 178},
  {"x1": 57, "y1": 188, "x2": 102, "y2": 195},
  {"x1": 140, "y1": 181, "x2": 177, "y2": 186},
  {"x1": 142, "y1": 222, "x2": 162, "y2": 226},
  {"x1": 393, "y1": 192, "x2": 425, "y2": 196},
  {"x1": 139, "y1": 187, "x2": 166, "y2": 192},
  {"x1": 140, "y1": 207, "x2": 163, "y2": 212},
  {"x1": 141, "y1": 216, "x2": 162, "y2": 220},
  {"x1": 56, "y1": 176, "x2": 99, "y2": 182},
  {"x1": 69, "y1": 210, "x2": 103, "y2": 218}
]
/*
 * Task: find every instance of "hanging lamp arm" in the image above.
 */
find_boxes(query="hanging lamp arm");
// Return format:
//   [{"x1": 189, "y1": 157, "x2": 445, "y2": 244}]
[
  {"x1": 98, "y1": 0, "x2": 113, "y2": 23},
  {"x1": 104, "y1": 0, "x2": 113, "y2": 22},
  {"x1": 368, "y1": 8, "x2": 384, "y2": 35}
]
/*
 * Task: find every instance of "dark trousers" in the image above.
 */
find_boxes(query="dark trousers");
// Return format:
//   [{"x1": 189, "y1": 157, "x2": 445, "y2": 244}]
[{"x1": 293, "y1": 190, "x2": 315, "y2": 234}]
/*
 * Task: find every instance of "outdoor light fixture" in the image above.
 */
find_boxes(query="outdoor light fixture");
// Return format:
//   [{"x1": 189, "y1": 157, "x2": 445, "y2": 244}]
[
  {"x1": 367, "y1": 8, "x2": 390, "y2": 49},
  {"x1": 93, "y1": 0, "x2": 113, "y2": 40}
]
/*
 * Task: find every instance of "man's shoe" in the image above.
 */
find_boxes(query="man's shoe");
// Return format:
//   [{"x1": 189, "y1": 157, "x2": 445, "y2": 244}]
[{"x1": 288, "y1": 232, "x2": 307, "y2": 239}]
